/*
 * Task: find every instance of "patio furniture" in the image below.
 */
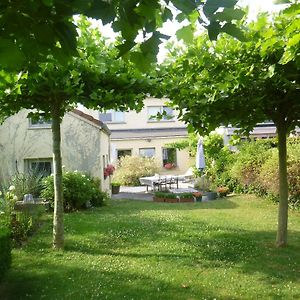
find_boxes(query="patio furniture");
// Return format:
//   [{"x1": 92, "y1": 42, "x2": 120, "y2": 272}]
[{"x1": 139, "y1": 175, "x2": 179, "y2": 191}]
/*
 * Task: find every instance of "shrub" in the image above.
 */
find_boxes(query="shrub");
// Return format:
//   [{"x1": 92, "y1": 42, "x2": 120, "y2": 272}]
[
  {"x1": 41, "y1": 171, "x2": 105, "y2": 211},
  {"x1": 216, "y1": 186, "x2": 230, "y2": 197},
  {"x1": 0, "y1": 225, "x2": 11, "y2": 282},
  {"x1": 9, "y1": 172, "x2": 44, "y2": 201},
  {"x1": 112, "y1": 156, "x2": 159, "y2": 186},
  {"x1": 230, "y1": 140, "x2": 273, "y2": 187},
  {"x1": 258, "y1": 143, "x2": 300, "y2": 205}
]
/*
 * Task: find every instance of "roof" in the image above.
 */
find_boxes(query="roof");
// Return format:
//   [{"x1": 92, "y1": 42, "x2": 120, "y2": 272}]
[
  {"x1": 71, "y1": 109, "x2": 111, "y2": 135},
  {"x1": 110, "y1": 127, "x2": 188, "y2": 140}
]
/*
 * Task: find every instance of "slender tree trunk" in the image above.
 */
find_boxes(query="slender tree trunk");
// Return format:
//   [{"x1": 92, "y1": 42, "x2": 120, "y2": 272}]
[
  {"x1": 51, "y1": 108, "x2": 64, "y2": 249},
  {"x1": 276, "y1": 124, "x2": 289, "y2": 247}
]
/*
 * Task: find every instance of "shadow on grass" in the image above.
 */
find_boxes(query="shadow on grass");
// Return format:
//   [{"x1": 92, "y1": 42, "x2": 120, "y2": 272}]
[
  {"x1": 62, "y1": 211, "x2": 300, "y2": 287},
  {"x1": 1, "y1": 198, "x2": 300, "y2": 299},
  {"x1": 0, "y1": 259, "x2": 226, "y2": 300}
]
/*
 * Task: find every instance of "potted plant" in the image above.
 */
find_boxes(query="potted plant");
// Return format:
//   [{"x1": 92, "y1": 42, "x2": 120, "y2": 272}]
[
  {"x1": 193, "y1": 191, "x2": 202, "y2": 202},
  {"x1": 216, "y1": 186, "x2": 230, "y2": 198},
  {"x1": 153, "y1": 191, "x2": 178, "y2": 203},
  {"x1": 178, "y1": 192, "x2": 194, "y2": 203},
  {"x1": 164, "y1": 162, "x2": 175, "y2": 169},
  {"x1": 111, "y1": 182, "x2": 121, "y2": 194}
]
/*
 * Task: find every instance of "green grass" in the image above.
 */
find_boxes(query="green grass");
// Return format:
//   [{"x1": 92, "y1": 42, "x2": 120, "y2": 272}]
[{"x1": 1, "y1": 195, "x2": 300, "y2": 299}]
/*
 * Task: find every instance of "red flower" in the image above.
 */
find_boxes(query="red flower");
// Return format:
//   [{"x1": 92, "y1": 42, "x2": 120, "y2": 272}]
[{"x1": 104, "y1": 164, "x2": 115, "y2": 178}]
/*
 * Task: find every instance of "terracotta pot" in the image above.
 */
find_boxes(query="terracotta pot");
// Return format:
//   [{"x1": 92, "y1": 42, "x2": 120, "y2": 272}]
[
  {"x1": 164, "y1": 198, "x2": 179, "y2": 203},
  {"x1": 179, "y1": 198, "x2": 194, "y2": 203},
  {"x1": 153, "y1": 197, "x2": 165, "y2": 202}
]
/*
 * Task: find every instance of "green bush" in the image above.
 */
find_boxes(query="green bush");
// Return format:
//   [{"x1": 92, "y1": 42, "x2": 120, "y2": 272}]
[
  {"x1": 0, "y1": 225, "x2": 11, "y2": 282},
  {"x1": 41, "y1": 171, "x2": 105, "y2": 211},
  {"x1": 112, "y1": 156, "x2": 159, "y2": 186},
  {"x1": 258, "y1": 143, "x2": 300, "y2": 205},
  {"x1": 10, "y1": 172, "x2": 44, "y2": 201},
  {"x1": 230, "y1": 140, "x2": 273, "y2": 187}
]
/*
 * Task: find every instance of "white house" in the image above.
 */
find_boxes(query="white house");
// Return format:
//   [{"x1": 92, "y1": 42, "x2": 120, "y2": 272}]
[{"x1": 0, "y1": 109, "x2": 111, "y2": 192}]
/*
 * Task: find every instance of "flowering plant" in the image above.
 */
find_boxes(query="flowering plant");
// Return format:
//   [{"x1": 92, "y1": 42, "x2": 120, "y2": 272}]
[
  {"x1": 216, "y1": 186, "x2": 230, "y2": 197},
  {"x1": 104, "y1": 164, "x2": 115, "y2": 179},
  {"x1": 192, "y1": 191, "x2": 202, "y2": 197},
  {"x1": 164, "y1": 162, "x2": 175, "y2": 169}
]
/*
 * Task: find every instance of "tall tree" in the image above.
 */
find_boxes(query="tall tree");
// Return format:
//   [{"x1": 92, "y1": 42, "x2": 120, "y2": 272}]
[
  {"x1": 2, "y1": 18, "x2": 151, "y2": 249},
  {"x1": 160, "y1": 11, "x2": 300, "y2": 247}
]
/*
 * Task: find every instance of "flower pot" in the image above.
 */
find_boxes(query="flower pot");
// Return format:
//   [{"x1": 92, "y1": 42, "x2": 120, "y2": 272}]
[
  {"x1": 165, "y1": 197, "x2": 179, "y2": 203},
  {"x1": 111, "y1": 185, "x2": 120, "y2": 194},
  {"x1": 153, "y1": 197, "x2": 165, "y2": 202},
  {"x1": 179, "y1": 197, "x2": 194, "y2": 203},
  {"x1": 195, "y1": 196, "x2": 202, "y2": 202},
  {"x1": 205, "y1": 191, "x2": 218, "y2": 200}
]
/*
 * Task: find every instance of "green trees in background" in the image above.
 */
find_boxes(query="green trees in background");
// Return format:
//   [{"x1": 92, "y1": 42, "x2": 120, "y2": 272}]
[{"x1": 161, "y1": 7, "x2": 300, "y2": 246}]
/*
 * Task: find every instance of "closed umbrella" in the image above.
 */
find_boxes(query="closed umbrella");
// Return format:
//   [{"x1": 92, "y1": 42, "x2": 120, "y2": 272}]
[{"x1": 196, "y1": 139, "x2": 205, "y2": 171}]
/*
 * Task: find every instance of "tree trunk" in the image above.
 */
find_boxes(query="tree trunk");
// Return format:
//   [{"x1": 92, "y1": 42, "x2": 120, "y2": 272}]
[
  {"x1": 51, "y1": 109, "x2": 64, "y2": 249},
  {"x1": 276, "y1": 124, "x2": 289, "y2": 247}
]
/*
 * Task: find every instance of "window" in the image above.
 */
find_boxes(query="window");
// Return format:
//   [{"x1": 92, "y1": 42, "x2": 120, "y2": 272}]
[
  {"x1": 99, "y1": 110, "x2": 125, "y2": 123},
  {"x1": 117, "y1": 149, "x2": 132, "y2": 159},
  {"x1": 139, "y1": 148, "x2": 155, "y2": 158},
  {"x1": 147, "y1": 106, "x2": 174, "y2": 122},
  {"x1": 25, "y1": 159, "x2": 52, "y2": 176},
  {"x1": 29, "y1": 115, "x2": 52, "y2": 128},
  {"x1": 162, "y1": 148, "x2": 177, "y2": 168}
]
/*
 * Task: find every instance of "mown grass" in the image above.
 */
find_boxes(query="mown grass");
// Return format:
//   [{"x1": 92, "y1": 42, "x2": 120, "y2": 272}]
[{"x1": 1, "y1": 195, "x2": 300, "y2": 299}]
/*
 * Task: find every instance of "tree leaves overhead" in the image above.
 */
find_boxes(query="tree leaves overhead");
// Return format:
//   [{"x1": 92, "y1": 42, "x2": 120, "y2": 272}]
[{"x1": 0, "y1": 0, "x2": 248, "y2": 71}]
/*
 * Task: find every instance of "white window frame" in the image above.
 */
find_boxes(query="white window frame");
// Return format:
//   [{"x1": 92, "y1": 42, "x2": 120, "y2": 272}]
[
  {"x1": 25, "y1": 158, "x2": 53, "y2": 176},
  {"x1": 99, "y1": 110, "x2": 125, "y2": 123},
  {"x1": 139, "y1": 148, "x2": 155, "y2": 158},
  {"x1": 29, "y1": 116, "x2": 52, "y2": 128}
]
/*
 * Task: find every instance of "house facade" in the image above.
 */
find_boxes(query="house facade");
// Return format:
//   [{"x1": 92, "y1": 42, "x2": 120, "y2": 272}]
[
  {"x1": 81, "y1": 97, "x2": 192, "y2": 175},
  {"x1": 0, "y1": 109, "x2": 111, "y2": 192}
]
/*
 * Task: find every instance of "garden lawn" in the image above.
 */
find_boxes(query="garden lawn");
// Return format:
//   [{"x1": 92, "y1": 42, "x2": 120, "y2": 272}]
[{"x1": 1, "y1": 195, "x2": 300, "y2": 299}]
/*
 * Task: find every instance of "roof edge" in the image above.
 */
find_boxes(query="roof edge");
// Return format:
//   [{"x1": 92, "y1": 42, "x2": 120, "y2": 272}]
[{"x1": 70, "y1": 109, "x2": 111, "y2": 136}]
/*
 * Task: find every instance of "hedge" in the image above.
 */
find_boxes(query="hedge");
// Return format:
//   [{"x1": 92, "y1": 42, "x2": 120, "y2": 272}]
[{"x1": 0, "y1": 225, "x2": 11, "y2": 282}]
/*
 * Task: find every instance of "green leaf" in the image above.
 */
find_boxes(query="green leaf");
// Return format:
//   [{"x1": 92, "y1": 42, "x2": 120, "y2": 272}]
[
  {"x1": 222, "y1": 23, "x2": 247, "y2": 41},
  {"x1": 42, "y1": 0, "x2": 53, "y2": 7},
  {"x1": 130, "y1": 52, "x2": 152, "y2": 72},
  {"x1": 171, "y1": 0, "x2": 197, "y2": 14},
  {"x1": 176, "y1": 25, "x2": 194, "y2": 44},
  {"x1": 116, "y1": 41, "x2": 137, "y2": 57},
  {"x1": 207, "y1": 22, "x2": 221, "y2": 40},
  {"x1": 204, "y1": 0, "x2": 238, "y2": 17},
  {"x1": 213, "y1": 8, "x2": 245, "y2": 22},
  {"x1": 273, "y1": 0, "x2": 291, "y2": 3},
  {"x1": 0, "y1": 38, "x2": 25, "y2": 69},
  {"x1": 176, "y1": 12, "x2": 187, "y2": 23}
]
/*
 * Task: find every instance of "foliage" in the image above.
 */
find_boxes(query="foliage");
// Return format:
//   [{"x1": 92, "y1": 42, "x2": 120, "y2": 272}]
[
  {"x1": 1, "y1": 197, "x2": 300, "y2": 299},
  {"x1": 258, "y1": 143, "x2": 300, "y2": 206},
  {"x1": 112, "y1": 156, "x2": 159, "y2": 186},
  {"x1": 161, "y1": 11, "x2": 300, "y2": 246},
  {"x1": 230, "y1": 140, "x2": 273, "y2": 186},
  {"x1": 178, "y1": 192, "x2": 194, "y2": 199},
  {"x1": 216, "y1": 186, "x2": 230, "y2": 197},
  {"x1": 0, "y1": 186, "x2": 42, "y2": 246},
  {"x1": 8, "y1": 172, "x2": 44, "y2": 201},
  {"x1": 154, "y1": 191, "x2": 178, "y2": 199},
  {"x1": 0, "y1": 224, "x2": 11, "y2": 282},
  {"x1": 41, "y1": 171, "x2": 105, "y2": 211}
]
